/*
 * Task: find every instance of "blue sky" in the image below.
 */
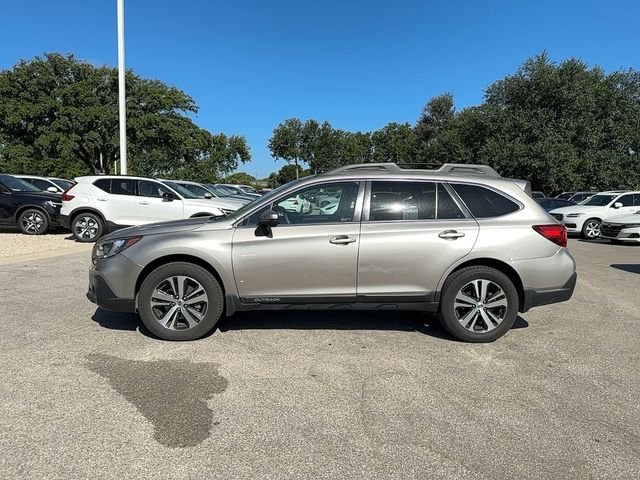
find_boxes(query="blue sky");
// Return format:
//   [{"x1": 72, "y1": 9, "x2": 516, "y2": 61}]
[{"x1": 1, "y1": 0, "x2": 639, "y2": 178}]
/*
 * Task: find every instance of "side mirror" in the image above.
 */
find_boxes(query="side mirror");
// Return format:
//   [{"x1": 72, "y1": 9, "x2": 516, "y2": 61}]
[
  {"x1": 204, "y1": 192, "x2": 213, "y2": 199},
  {"x1": 612, "y1": 202, "x2": 622, "y2": 209},
  {"x1": 163, "y1": 192, "x2": 176, "y2": 202},
  {"x1": 259, "y1": 210, "x2": 279, "y2": 227},
  {"x1": 47, "y1": 186, "x2": 58, "y2": 193}
]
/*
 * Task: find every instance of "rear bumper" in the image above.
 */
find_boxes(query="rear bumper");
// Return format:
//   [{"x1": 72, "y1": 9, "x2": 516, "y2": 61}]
[
  {"x1": 59, "y1": 213, "x2": 70, "y2": 229},
  {"x1": 522, "y1": 271, "x2": 577, "y2": 312}
]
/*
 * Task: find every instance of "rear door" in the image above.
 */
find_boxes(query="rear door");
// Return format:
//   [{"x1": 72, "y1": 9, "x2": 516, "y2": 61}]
[
  {"x1": 136, "y1": 180, "x2": 184, "y2": 223},
  {"x1": 92, "y1": 178, "x2": 138, "y2": 226},
  {"x1": 357, "y1": 180, "x2": 478, "y2": 302}
]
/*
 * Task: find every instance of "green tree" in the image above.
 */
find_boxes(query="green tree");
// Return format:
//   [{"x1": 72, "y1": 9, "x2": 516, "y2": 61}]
[
  {"x1": 371, "y1": 122, "x2": 418, "y2": 164},
  {"x1": 224, "y1": 171, "x2": 257, "y2": 185},
  {"x1": 268, "y1": 118, "x2": 304, "y2": 178},
  {"x1": 0, "y1": 53, "x2": 250, "y2": 180}
]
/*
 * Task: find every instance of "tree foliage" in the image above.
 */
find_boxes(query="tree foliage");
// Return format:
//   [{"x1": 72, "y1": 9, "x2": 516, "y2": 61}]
[
  {"x1": 0, "y1": 53, "x2": 250, "y2": 181},
  {"x1": 268, "y1": 53, "x2": 640, "y2": 193}
]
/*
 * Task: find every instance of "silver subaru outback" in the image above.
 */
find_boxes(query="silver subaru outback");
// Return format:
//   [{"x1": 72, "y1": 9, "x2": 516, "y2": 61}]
[{"x1": 87, "y1": 163, "x2": 576, "y2": 343}]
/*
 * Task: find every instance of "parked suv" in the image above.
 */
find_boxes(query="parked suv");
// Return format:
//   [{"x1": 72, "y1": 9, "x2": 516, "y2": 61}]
[
  {"x1": 0, "y1": 174, "x2": 62, "y2": 234},
  {"x1": 549, "y1": 191, "x2": 640, "y2": 239},
  {"x1": 15, "y1": 175, "x2": 75, "y2": 194},
  {"x1": 86, "y1": 163, "x2": 576, "y2": 343},
  {"x1": 60, "y1": 176, "x2": 224, "y2": 242}
]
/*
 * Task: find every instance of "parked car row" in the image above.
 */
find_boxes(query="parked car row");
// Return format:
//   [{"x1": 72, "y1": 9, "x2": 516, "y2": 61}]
[
  {"x1": 0, "y1": 173, "x2": 262, "y2": 239},
  {"x1": 549, "y1": 190, "x2": 640, "y2": 243}
]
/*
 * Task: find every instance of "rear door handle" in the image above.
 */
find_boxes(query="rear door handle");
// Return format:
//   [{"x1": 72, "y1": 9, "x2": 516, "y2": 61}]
[
  {"x1": 438, "y1": 230, "x2": 465, "y2": 240},
  {"x1": 96, "y1": 197, "x2": 107, "y2": 202},
  {"x1": 329, "y1": 235, "x2": 356, "y2": 245},
  {"x1": 138, "y1": 201, "x2": 150, "y2": 205}
]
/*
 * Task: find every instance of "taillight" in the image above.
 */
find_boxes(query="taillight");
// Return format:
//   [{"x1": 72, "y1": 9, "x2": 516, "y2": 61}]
[
  {"x1": 61, "y1": 186, "x2": 75, "y2": 202},
  {"x1": 533, "y1": 224, "x2": 567, "y2": 247}
]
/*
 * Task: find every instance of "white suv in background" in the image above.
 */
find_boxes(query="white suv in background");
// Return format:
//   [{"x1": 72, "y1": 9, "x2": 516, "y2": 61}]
[
  {"x1": 15, "y1": 175, "x2": 75, "y2": 194},
  {"x1": 549, "y1": 191, "x2": 640, "y2": 239},
  {"x1": 60, "y1": 176, "x2": 224, "y2": 242}
]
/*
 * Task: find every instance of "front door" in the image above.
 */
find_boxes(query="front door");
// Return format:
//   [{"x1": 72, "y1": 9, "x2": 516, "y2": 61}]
[
  {"x1": 357, "y1": 180, "x2": 479, "y2": 302},
  {"x1": 232, "y1": 181, "x2": 362, "y2": 303},
  {"x1": 136, "y1": 180, "x2": 184, "y2": 223}
]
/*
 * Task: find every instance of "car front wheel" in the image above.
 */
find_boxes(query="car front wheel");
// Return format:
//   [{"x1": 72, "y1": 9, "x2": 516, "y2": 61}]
[
  {"x1": 438, "y1": 266, "x2": 519, "y2": 343},
  {"x1": 582, "y1": 218, "x2": 601, "y2": 239},
  {"x1": 137, "y1": 262, "x2": 224, "y2": 341}
]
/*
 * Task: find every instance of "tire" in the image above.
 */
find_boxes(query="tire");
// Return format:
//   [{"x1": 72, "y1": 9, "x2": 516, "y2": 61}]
[
  {"x1": 71, "y1": 212, "x2": 104, "y2": 242},
  {"x1": 582, "y1": 218, "x2": 601, "y2": 240},
  {"x1": 438, "y1": 266, "x2": 519, "y2": 343},
  {"x1": 18, "y1": 208, "x2": 49, "y2": 235},
  {"x1": 137, "y1": 262, "x2": 224, "y2": 341}
]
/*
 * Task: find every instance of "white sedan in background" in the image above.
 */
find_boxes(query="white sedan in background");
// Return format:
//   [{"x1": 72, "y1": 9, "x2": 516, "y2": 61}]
[{"x1": 600, "y1": 211, "x2": 640, "y2": 243}]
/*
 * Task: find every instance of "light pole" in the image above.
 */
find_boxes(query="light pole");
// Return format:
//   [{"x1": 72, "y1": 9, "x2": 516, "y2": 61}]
[{"x1": 117, "y1": 0, "x2": 127, "y2": 174}]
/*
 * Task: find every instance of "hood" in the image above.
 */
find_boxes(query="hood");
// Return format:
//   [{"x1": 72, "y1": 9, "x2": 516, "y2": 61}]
[
  {"x1": 549, "y1": 205, "x2": 601, "y2": 214},
  {"x1": 206, "y1": 197, "x2": 246, "y2": 210},
  {"x1": 602, "y1": 213, "x2": 640, "y2": 225},
  {"x1": 102, "y1": 217, "x2": 210, "y2": 240}
]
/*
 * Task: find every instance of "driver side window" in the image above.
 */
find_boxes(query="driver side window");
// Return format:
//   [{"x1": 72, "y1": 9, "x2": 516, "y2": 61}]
[{"x1": 246, "y1": 182, "x2": 360, "y2": 226}]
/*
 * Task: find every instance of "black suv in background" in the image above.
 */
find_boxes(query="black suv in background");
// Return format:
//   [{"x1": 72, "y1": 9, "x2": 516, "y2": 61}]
[{"x1": 0, "y1": 174, "x2": 63, "y2": 235}]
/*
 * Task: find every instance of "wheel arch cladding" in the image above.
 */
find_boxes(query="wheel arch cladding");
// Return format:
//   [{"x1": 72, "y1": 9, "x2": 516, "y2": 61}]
[
  {"x1": 15, "y1": 205, "x2": 50, "y2": 223},
  {"x1": 135, "y1": 255, "x2": 227, "y2": 299},
  {"x1": 447, "y1": 258, "x2": 525, "y2": 312}
]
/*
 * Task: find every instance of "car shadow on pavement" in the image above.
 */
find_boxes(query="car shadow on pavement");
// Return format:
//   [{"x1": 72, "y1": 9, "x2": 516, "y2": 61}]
[
  {"x1": 91, "y1": 308, "x2": 529, "y2": 342},
  {"x1": 610, "y1": 264, "x2": 640, "y2": 275}
]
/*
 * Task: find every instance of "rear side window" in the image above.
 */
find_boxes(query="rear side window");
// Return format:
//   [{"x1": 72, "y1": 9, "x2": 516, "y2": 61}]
[
  {"x1": 93, "y1": 178, "x2": 135, "y2": 195},
  {"x1": 451, "y1": 184, "x2": 520, "y2": 218},
  {"x1": 635, "y1": 194, "x2": 640, "y2": 207},
  {"x1": 368, "y1": 181, "x2": 464, "y2": 221},
  {"x1": 93, "y1": 179, "x2": 111, "y2": 193}
]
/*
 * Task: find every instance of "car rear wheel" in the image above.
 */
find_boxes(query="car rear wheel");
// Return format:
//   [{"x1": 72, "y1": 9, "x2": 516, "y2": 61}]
[
  {"x1": 72, "y1": 213, "x2": 104, "y2": 242},
  {"x1": 582, "y1": 218, "x2": 601, "y2": 239},
  {"x1": 18, "y1": 208, "x2": 49, "y2": 235},
  {"x1": 438, "y1": 266, "x2": 519, "y2": 343},
  {"x1": 137, "y1": 262, "x2": 224, "y2": 341}
]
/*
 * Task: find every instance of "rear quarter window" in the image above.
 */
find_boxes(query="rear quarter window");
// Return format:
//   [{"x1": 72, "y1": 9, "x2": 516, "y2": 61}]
[{"x1": 451, "y1": 183, "x2": 520, "y2": 218}]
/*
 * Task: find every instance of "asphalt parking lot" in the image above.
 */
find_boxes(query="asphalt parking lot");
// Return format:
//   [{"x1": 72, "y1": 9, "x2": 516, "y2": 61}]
[{"x1": 0, "y1": 238, "x2": 638, "y2": 479}]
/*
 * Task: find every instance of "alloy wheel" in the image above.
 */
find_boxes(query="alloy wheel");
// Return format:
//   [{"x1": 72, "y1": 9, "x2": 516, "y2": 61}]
[
  {"x1": 22, "y1": 212, "x2": 45, "y2": 233},
  {"x1": 150, "y1": 275, "x2": 209, "y2": 331},
  {"x1": 74, "y1": 216, "x2": 99, "y2": 240},
  {"x1": 585, "y1": 220, "x2": 600, "y2": 238},
  {"x1": 453, "y1": 279, "x2": 508, "y2": 333}
]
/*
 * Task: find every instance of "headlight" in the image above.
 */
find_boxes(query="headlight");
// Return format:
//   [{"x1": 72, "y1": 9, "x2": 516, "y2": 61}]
[
  {"x1": 566, "y1": 212, "x2": 585, "y2": 218},
  {"x1": 92, "y1": 236, "x2": 142, "y2": 260}
]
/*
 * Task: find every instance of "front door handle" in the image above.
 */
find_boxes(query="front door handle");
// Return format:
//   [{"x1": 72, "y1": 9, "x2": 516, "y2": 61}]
[
  {"x1": 96, "y1": 197, "x2": 107, "y2": 202},
  {"x1": 138, "y1": 201, "x2": 150, "y2": 205},
  {"x1": 329, "y1": 235, "x2": 356, "y2": 245},
  {"x1": 438, "y1": 230, "x2": 465, "y2": 240}
]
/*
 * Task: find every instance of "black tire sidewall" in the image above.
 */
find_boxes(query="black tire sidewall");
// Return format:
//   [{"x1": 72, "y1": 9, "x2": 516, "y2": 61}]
[
  {"x1": 18, "y1": 208, "x2": 49, "y2": 235},
  {"x1": 138, "y1": 262, "x2": 224, "y2": 341},
  {"x1": 438, "y1": 266, "x2": 519, "y2": 343},
  {"x1": 71, "y1": 213, "x2": 104, "y2": 242}
]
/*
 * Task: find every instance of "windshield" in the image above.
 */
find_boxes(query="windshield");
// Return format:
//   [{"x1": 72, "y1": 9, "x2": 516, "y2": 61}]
[
  {"x1": 210, "y1": 185, "x2": 233, "y2": 196},
  {"x1": 230, "y1": 177, "x2": 309, "y2": 220},
  {"x1": 582, "y1": 194, "x2": 617, "y2": 206},
  {"x1": 0, "y1": 174, "x2": 41, "y2": 192},
  {"x1": 50, "y1": 179, "x2": 74, "y2": 190},
  {"x1": 162, "y1": 181, "x2": 199, "y2": 199}
]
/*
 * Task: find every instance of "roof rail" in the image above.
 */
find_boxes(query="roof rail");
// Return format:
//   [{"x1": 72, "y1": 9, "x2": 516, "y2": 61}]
[
  {"x1": 325, "y1": 162, "x2": 501, "y2": 178},
  {"x1": 325, "y1": 163, "x2": 403, "y2": 174},
  {"x1": 432, "y1": 163, "x2": 501, "y2": 177}
]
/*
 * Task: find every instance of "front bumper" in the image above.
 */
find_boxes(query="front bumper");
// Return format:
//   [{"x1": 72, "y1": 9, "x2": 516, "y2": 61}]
[
  {"x1": 86, "y1": 253, "x2": 142, "y2": 313},
  {"x1": 522, "y1": 271, "x2": 577, "y2": 312},
  {"x1": 600, "y1": 224, "x2": 640, "y2": 242}
]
